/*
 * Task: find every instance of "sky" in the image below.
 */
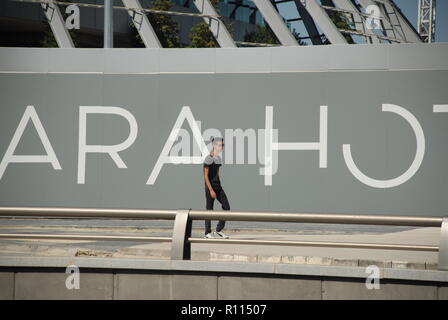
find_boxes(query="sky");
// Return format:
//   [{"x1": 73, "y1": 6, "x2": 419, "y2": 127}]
[
  {"x1": 394, "y1": 0, "x2": 447, "y2": 42},
  {"x1": 278, "y1": 0, "x2": 447, "y2": 43}
]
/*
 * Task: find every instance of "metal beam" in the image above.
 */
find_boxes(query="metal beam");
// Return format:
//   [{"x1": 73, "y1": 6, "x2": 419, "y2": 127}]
[
  {"x1": 190, "y1": 238, "x2": 439, "y2": 252},
  {"x1": 418, "y1": 0, "x2": 436, "y2": 43},
  {"x1": 293, "y1": 0, "x2": 323, "y2": 45},
  {"x1": 357, "y1": 0, "x2": 402, "y2": 42},
  {"x1": 320, "y1": 0, "x2": 334, "y2": 6},
  {"x1": 251, "y1": 0, "x2": 299, "y2": 46},
  {"x1": 104, "y1": 0, "x2": 113, "y2": 48},
  {"x1": 321, "y1": 0, "x2": 356, "y2": 44},
  {"x1": 377, "y1": 0, "x2": 406, "y2": 40},
  {"x1": 382, "y1": 0, "x2": 422, "y2": 42},
  {"x1": 1, "y1": 206, "x2": 442, "y2": 227},
  {"x1": 121, "y1": 0, "x2": 162, "y2": 47},
  {"x1": 41, "y1": 0, "x2": 74, "y2": 48},
  {"x1": 332, "y1": 0, "x2": 380, "y2": 43},
  {"x1": 299, "y1": 0, "x2": 348, "y2": 44},
  {"x1": 193, "y1": 0, "x2": 237, "y2": 47},
  {"x1": 0, "y1": 233, "x2": 171, "y2": 242}
]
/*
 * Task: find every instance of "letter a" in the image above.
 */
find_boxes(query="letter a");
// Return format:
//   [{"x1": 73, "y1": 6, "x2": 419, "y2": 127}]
[{"x1": 0, "y1": 105, "x2": 61, "y2": 180}]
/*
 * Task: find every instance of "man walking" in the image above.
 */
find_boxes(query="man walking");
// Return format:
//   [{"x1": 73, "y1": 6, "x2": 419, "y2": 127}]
[{"x1": 203, "y1": 136, "x2": 230, "y2": 239}]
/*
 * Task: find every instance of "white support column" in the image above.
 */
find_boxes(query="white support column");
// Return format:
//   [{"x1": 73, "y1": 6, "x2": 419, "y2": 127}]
[
  {"x1": 122, "y1": 0, "x2": 162, "y2": 47},
  {"x1": 301, "y1": 0, "x2": 348, "y2": 44},
  {"x1": 357, "y1": 0, "x2": 402, "y2": 41},
  {"x1": 332, "y1": 0, "x2": 380, "y2": 43},
  {"x1": 104, "y1": 0, "x2": 114, "y2": 48},
  {"x1": 41, "y1": 0, "x2": 74, "y2": 48},
  {"x1": 381, "y1": 0, "x2": 422, "y2": 42},
  {"x1": 193, "y1": 0, "x2": 236, "y2": 47},
  {"x1": 376, "y1": 0, "x2": 406, "y2": 41},
  {"x1": 251, "y1": 0, "x2": 299, "y2": 46}
]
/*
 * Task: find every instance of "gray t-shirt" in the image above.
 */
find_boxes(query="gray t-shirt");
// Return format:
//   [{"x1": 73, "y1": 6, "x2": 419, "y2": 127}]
[{"x1": 203, "y1": 154, "x2": 222, "y2": 188}]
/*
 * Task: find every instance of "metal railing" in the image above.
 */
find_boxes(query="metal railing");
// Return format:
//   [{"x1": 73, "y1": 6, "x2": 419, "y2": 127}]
[{"x1": 0, "y1": 206, "x2": 446, "y2": 270}]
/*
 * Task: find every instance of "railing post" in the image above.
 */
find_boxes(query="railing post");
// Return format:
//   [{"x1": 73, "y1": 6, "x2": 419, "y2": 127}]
[
  {"x1": 171, "y1": 208, "x2": 192, "y2": 260},
  {"x1": 438, "y1": 217, "x2": 448, "y2": 270}
]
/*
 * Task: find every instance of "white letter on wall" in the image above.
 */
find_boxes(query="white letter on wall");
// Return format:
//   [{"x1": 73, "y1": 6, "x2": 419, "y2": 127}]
[
  {"x1": 77, "y1": 106, "x2": 138, "y2": 184},
  {"x1": 260, "y1": 105, "x2": 328, "y2": 186},
  {"x1": 146, "y1": 106, "x2": 209, "y2": 185},
  {"x1": 0, "y1": 105, "x2": 61, "y2": 179},
  {"x1": 343, "y1": 104, "x2": 425, "y2": 188},
  {"x1": 433, "y1": 104, "x2": 448, "y2": 113}
]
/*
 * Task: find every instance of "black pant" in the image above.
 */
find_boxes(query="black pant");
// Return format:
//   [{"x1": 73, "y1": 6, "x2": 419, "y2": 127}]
[{"x1": 205, "y1": 185, "x2": 230, "y2": 235}]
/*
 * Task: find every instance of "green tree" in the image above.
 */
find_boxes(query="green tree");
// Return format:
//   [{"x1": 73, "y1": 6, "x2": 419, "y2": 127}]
[
  {"x1": 244, "y1": 24, "x2": 279, "y2": 45},
  {"x1": 327, "y1": 11, "x2": 354, "y2": 44},
  {"x1": 243, "y1": 24, "x2": 306, "y2": 46},
  {"x1": 41, "y1": 23, "x2": 78, "y2": 47},
  {"x1": 291, "y1": 29, "x2": 307, "y2": 46},
  {"x1": 188, "y1": 22, "x2": 218, "y2": 48},
  {"x1": 129, "y1": 22, "x2": 145, "y2": 48},
  {"x1": 187, "y1": 0, "x2": 224, "y2": 48},
  {"x1": 147, "y1": 0, "x2": 181, "y2": 48},
  {"x1": 41, "y1": 24, "x2": 58, "y2": 48}
]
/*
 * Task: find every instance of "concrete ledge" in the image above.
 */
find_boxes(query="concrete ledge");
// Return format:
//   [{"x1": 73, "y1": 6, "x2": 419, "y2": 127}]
[
  {"x1": 0, "y1": 272, "x2": 14, "y2": 299},
  {"x1": 2, "y1": 255, "x2": 448, "y2": 300},
  {"x1": 114, "y1": 273, "x2": 218, "y2": 299},
  {"x1": 14, "y1": 272, "x2": 114, "y2": 300},
  {"x1": 218, "y1": 276, "x2": 321, "y2": 300},
  {"x1": 322, "y1": 280, "x2": 439, "y2": 300},
  {"x1": 1, "y1": 44, "x2": 448, "y2": 74},
  {"x1": 0, "y1": 241, "x2": 438, "y2": 271},
  {"x1": 1, "y1": 255, "x2": 448, "y2": 283}
]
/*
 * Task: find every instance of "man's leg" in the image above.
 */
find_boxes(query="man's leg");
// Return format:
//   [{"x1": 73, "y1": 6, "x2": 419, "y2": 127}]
[
  {"x1": 204, "y1": 187, "x2": 214, "y2": 235},
  {"x1": 215, "y1": 187, "x2": 230, "y2": 232}
]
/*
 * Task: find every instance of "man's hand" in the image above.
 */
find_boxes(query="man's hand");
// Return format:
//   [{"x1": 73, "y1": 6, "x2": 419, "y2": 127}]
[{"x1": 210, "y1": 189, "x2": 217, "y2": 199}]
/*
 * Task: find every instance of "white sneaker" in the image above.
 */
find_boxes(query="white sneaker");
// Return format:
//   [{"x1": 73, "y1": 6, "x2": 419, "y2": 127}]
[
  {"x1": 215, "y1": 231, "x2": 229, "y2": 239},
  {"x1": 204, "y1": 232, "x2": 214, "y2": 239}
]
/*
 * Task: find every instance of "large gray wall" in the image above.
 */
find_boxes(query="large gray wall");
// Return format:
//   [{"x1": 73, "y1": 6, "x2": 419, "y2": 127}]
[{"x1": 0, "y1": 44, "x2": 447, "y2": 216}]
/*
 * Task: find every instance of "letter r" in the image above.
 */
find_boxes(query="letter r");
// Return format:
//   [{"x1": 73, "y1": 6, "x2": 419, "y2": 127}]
[{"x1": 77, "y1": 106, "x2": 138, "y2": 184}]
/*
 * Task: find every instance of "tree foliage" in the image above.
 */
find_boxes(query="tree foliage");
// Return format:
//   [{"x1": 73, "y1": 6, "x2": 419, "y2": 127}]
[
  {"x1": 41, "y1": 23, "x2": 78, "y2": 47},
  {"x1": 244, "y1": 24, "x2": 279, "y2": 45},
  {"x1": 188, "y1": 22, "x2": 218, "y2": 48},
  {"x1": 147, "y1": 0, "x2": 181, "y2": 48},
  {"x1": 187, "y1": 0, "x2": 222, "y2": 48},
  {"x1": 327, "y1": 11, "x2": 354, "y2": 44},
  {"x1": 244, "y1": 23, "x2": 306, "y2": 46}
]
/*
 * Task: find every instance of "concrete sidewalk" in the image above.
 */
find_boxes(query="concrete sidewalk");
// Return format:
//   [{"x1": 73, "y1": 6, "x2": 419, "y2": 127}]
[
  {"x1": 0, "y1": 223, "x2": 441, "y2": 270},
  {"x1": 118, "y1": 227, "x2": 440, "y2": 269}
]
